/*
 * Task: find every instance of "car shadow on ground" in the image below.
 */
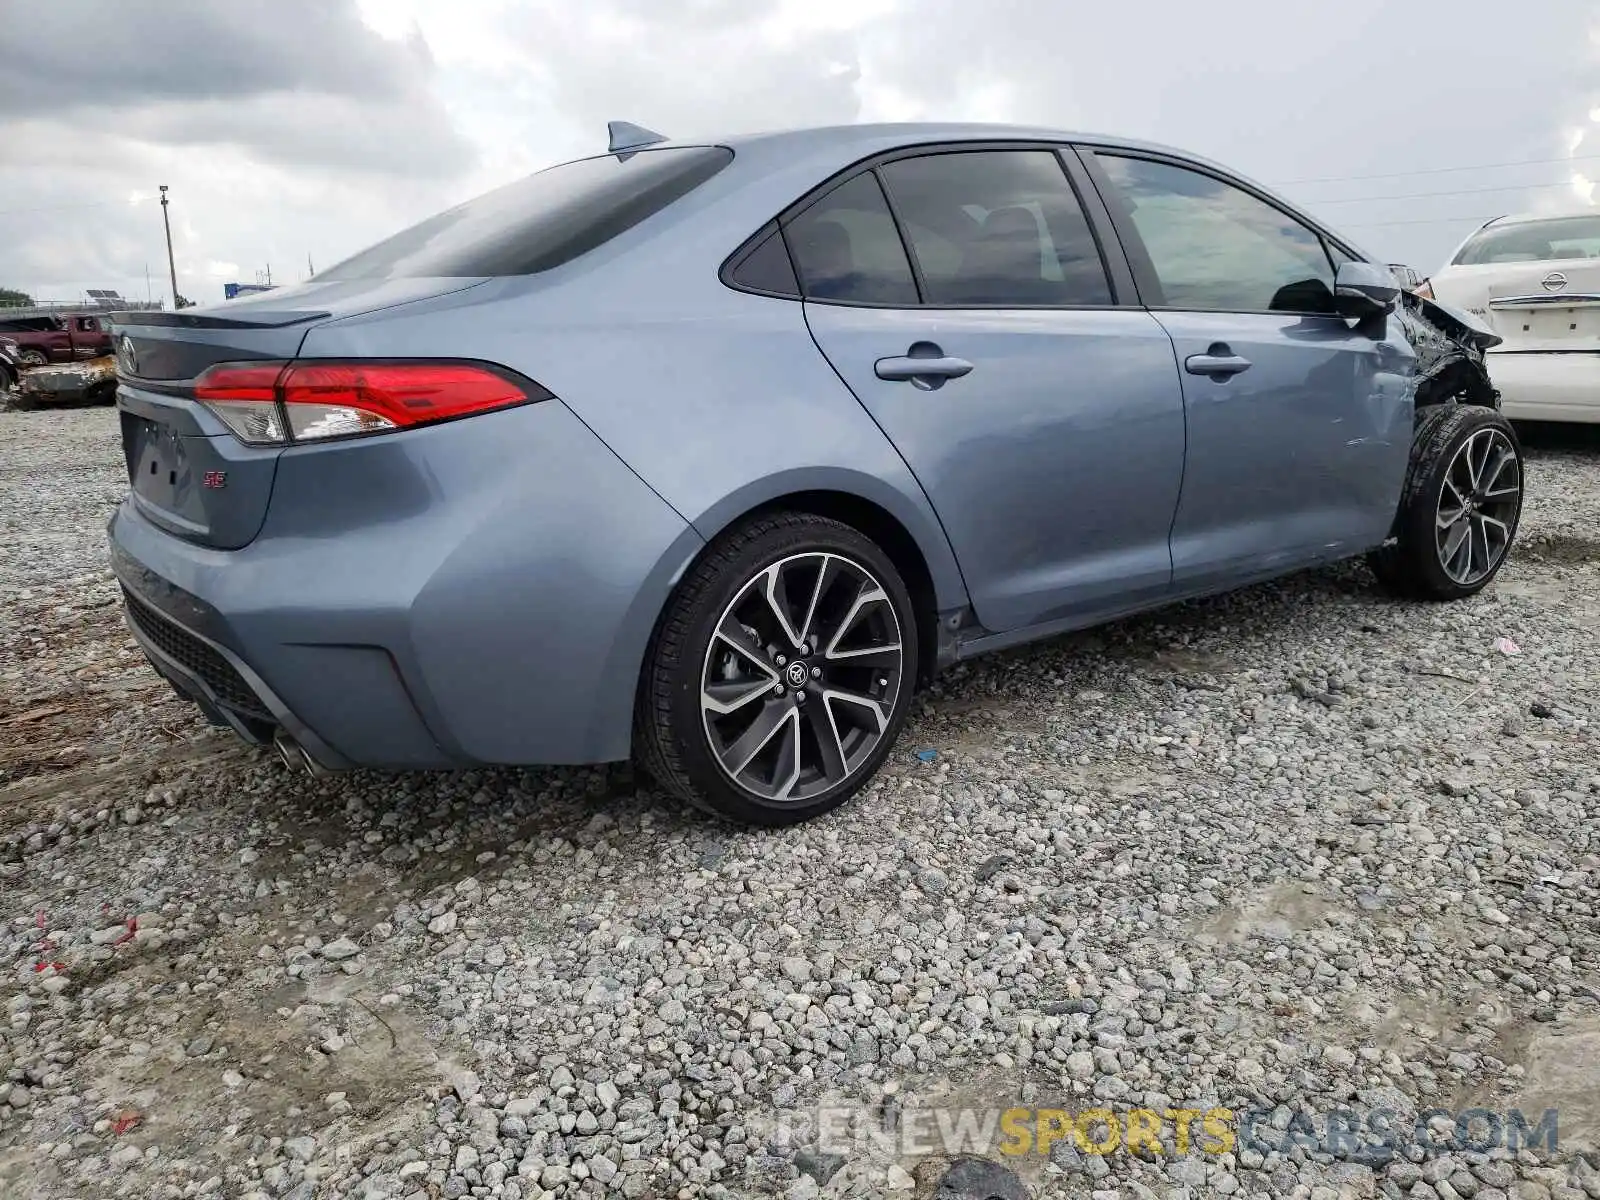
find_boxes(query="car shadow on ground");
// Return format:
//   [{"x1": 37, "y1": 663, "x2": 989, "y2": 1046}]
[
  {"x1": 228, "y1": 552, "x2": 1402, "y2": 877},
  {"x1": 1512, "y1": 419, "x2": 1600, "y2": 453}
]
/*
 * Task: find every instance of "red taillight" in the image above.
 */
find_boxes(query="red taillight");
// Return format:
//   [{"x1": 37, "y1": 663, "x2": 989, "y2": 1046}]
[
  {"x1": 195, "y1": 363, "x2": 290, "y2": 445},
  {"x1": 194, "y1": 363, "x2": 284, "y2": 403},
  {"x1": 192, "y1": 361, "x2": 542, "y2": 445},
  {"x1": 1415, "y1": 279, "x2": 1435, "y2": 300}
]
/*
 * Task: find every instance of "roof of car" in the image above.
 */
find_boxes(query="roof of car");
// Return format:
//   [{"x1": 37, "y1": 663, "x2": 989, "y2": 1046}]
[
  {"x1": 648, "y1": 120, "x2": 1277, "y2": 201},
  {"x1": 1484, "y1": 208, "x2": 1600, "y2": 227},
  {"x1": 679, "y1": 121, "x2": 1192, "y2": 161}
]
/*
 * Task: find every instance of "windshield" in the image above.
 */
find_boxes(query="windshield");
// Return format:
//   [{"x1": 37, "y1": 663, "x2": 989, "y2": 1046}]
[
  {"x1": 1453, "y1": 215, "x2": 1600, "y2": 265},
  {"x1": 317, "y1": 146, "x2": 733, "y2": 281}
]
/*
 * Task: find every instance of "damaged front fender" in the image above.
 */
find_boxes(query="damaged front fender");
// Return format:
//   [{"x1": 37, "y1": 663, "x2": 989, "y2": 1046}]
[{"x1": 1391, "y1": 290, "x2": 1500, "y2": 409}]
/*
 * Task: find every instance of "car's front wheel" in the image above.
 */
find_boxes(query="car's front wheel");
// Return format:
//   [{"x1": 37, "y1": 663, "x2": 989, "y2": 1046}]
[
  {"x1": 635, "y1": 512, "x2": 918, "y2": 825},
  {"x1": 1369, "y1": 404, "x2": 1524, "y2": 600}
]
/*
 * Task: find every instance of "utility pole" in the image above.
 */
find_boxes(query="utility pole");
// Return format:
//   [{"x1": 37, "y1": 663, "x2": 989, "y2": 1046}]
[{"x1": 159, "y1": 185, "x2": 179, "y2": 309}]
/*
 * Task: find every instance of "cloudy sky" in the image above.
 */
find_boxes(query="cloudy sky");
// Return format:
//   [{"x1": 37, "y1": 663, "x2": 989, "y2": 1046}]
[{"x1": 2, "y1": 0, "x2": 1597, "y2": 307}]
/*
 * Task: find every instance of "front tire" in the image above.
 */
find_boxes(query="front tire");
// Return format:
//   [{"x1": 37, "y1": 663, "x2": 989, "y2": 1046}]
[
  {"x1": 1368, "y1": 405, "x2": 1524, "y2": 600},
  {"x1": 634, "y1": 512, "x2": 919, "y2": 826},
  {"x1": 17, "y1": 350, "x2": 46, "y2": 368}
]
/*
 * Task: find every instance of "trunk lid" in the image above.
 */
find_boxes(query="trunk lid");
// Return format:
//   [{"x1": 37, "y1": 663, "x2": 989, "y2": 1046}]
[
  {"x1": 1434, "y1": 257, "x2": 1600, "y2": 352},
  {"x1": 111, "y1": 277, "x2": 486, "y2": 549}
]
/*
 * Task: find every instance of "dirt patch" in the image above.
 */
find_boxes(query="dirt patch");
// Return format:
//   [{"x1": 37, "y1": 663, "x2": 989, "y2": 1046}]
[
  {"x1": 1197, "y1": 880, "x2": 1346, "y2": 945},
  {"x1": 0, "y1": 585, "x2": 205, "y2": 792},
  {"x1": 1470, "y1": 1015, "x2": 1600, "y2": 1155},
  {"x1": 1518, "y1": 532, "x2": 1600, "y2": 565}
]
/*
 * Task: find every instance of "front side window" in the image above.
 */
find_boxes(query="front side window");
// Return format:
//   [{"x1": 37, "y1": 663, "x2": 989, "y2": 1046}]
[
  {"x1": 1452, "y1": 215, "x2": 1600, "y2": 265},
  {"x1": 1096, "y1": 154, "x2": 1336, "y2": 314},
  {"x1": 878, "y1": 150, "x2": 1112, "y2": 306},
  {"x1": 784, "y1": 172, "x2": 919, "y2": 306}
]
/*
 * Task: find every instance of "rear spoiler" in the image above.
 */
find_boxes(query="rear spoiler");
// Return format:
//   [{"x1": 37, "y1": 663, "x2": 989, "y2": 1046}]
[{"x1": 111, "y1": 309, "x2": 329, "y2": 331}]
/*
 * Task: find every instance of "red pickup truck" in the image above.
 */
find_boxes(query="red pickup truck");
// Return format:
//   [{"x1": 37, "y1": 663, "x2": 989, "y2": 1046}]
[{"x1": 0, "y1": 314, "x2": 114, "y2": 366}]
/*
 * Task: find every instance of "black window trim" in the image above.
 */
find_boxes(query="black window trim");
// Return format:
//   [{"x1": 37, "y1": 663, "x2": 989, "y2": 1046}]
[
  {"x1": 1072, "y1": 144, "x2": 1367, "y2": 318},
  {"x1": 868, "y1": 165, "x2": 929, "y2": 305},
  {"x1": 719, "y1": 139, "x2": 1138, "y2": 311}
]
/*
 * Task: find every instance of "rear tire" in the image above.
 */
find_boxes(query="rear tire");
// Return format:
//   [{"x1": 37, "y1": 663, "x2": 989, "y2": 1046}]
[
  {"x1": 1368, "y1": 405, "x2": 1523, "y2": 600},
  {"x1": 634, "y1": 512, "x2": 919, "y2": 826},
  {"x1": 17, "y1": 350, "x2": 46, "y2": 368}
]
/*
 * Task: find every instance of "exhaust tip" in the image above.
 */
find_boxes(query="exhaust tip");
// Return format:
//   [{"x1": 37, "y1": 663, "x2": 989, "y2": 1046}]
[{"x1": 273, "y1": 731, "x2": 330, "y2": 778}]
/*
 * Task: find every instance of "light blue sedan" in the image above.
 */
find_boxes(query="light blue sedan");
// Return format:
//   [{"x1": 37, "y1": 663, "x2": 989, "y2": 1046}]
[{"x1": 108, "y1": 121, "x2": 1521, "y2": 824}]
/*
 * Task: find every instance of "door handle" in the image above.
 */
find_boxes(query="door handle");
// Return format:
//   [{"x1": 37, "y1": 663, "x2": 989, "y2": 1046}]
[
  {"x1": 1184, "y1": 343, "x2": 1252, "y2": 380},
  {"x1": 875, "y1": 341, "x2": 974, "y2": 389}
]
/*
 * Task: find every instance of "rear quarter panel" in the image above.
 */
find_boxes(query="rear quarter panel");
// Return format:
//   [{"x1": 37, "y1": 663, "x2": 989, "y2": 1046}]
[{"x1": 298, "y1": 237, "x2": 970, "y2": 615}]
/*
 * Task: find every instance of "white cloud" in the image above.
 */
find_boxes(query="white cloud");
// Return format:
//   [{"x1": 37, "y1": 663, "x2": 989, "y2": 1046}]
[{"x1": 2, "y1": 0, "x2": 1595, "y2": 300}]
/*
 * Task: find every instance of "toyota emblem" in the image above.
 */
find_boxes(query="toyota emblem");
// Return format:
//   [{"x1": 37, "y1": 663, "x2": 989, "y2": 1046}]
[
  {"x1": 785, "y1": 661, "x2": 808, "y2": 688},
  {"x1": 117, "y1": 334, "x2": 139, "y2": 376},
  {"x1": 1540, "y1": 271, "x2": 1569, "y2": 293}
]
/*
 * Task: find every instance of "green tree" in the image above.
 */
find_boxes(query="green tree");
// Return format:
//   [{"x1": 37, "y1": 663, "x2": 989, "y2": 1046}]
[{"x1": 0, "y1": 287, "x2": 34, "y2": 307}]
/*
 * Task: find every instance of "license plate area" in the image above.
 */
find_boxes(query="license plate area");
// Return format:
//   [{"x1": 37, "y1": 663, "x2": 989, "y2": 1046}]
[
  {"x1": 125, "y1": 412, "x2": 191, "y2": 511},
  {"x1": 1489, "y1": 297, "x2": 1600, "y2": 346},
  {"x1": 116, "y1": 400, "x2": 281, "y2": 549}
]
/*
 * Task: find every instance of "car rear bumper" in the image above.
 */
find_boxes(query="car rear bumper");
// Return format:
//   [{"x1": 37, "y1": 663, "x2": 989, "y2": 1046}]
[
  {"x1": 1487, "y1": 351, "x2": 1600, "y2": 423},
  {"x1": 115, "y1": 576, "x2": 360, "y2": 769},
  {"x1": 108, "y1": 399, "x2": 705, "y2": 770}
]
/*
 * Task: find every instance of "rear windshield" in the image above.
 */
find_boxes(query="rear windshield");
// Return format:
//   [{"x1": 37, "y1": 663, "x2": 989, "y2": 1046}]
[
  {"x1": 316, "y1": 146, "x2": 733, "y2": 281},
  {"x1": 1452, "y1": 215, "x2": 1600, "y2": 265}
]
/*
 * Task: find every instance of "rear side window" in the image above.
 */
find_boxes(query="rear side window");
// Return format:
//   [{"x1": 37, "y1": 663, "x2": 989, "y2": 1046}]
[
  {"x1": 1452, "y1": 216, "x2": 1600, "y2": 265},
  {"x1": 316, "y1": 147, "x2": 733, "y2": 280},
  {"x1": 878, "y1": 151, "x2": 1112, "y2": 306},
  {"x1": 1096, "y1": 154, "x2": 1337, "y2": 314},
  {"x1": 728, "y1": 226, "x2": 799, "y2": 296},
  {"x1": 785, "y1": 172, "x2": 919, "y2": 305}
]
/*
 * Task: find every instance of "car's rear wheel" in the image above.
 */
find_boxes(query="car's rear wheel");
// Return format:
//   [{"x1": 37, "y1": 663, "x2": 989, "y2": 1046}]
[
  {"x1": 1369, "y1": 404, "x2": 1524, "y2": 600},
  {"x1": 635, "y1": 512, "x2": 918, "y2": 825},
  {"x1": 17, "y1": 349, "x2": 46, "y2": 368}
]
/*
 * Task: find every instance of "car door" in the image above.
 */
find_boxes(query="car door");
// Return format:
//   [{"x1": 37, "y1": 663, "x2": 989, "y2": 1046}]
[
  {"x1": 792, "y1": 148, "x2": 1187, "y2": 633},
  {"x1": 1083, "y1": 151, "x2": 1414, "y2": 592},
  {"x1": 75, "y1": 316, "x2": 99, "y2": 357}
]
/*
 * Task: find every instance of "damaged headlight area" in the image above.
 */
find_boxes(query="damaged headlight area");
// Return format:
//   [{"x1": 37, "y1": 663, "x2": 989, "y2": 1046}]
[{"x1": 1393, "y1": 291, "x2": 1502, "y2": 410}]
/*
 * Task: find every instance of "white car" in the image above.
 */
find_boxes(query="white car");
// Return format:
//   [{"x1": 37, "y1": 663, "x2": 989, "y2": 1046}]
[{"x1": 1425, "y1": 211, "x2": 1600, "y2": 422}]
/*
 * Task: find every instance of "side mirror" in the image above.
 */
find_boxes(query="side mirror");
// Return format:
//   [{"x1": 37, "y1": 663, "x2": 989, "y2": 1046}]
[{"x1": 1335, "y1": 261, "x2": 1400, "y2": 319}]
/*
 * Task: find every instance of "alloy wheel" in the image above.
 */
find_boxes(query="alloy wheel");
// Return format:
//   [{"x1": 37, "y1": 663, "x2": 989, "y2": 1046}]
[
  {"x1": 1435, "y1": 425, "x2": 1520, "y2": 587},
  {"x1": 700, "y1": 552, "x2": 903, "y2": 805}
]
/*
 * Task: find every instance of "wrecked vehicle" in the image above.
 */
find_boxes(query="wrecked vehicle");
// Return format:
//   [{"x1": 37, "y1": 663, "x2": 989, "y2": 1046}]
[
  {"x1": 12, "y1": 355, "x2": 118, "y2": 409},
  {"x1": 108, "y1": 121, "x2": 1523, "y2": 825},
  {"x1": 0, "y1": 312, "x2": 113, "y2": 366},
  {"x1": 0, "y1": 335, "x2": 21, "y2": 392}
]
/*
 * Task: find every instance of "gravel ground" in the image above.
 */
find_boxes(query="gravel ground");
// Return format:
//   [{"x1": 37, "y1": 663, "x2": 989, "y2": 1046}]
[{"x1": 1, "y1": 407, "x2": 1597, "y2": 1200}]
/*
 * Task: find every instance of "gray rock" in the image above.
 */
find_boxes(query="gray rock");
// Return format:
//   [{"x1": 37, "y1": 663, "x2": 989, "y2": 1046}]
[
  {"x1": 428, "y1": 911, "x2": 458, "y2": 935},
  {"x1": 320, "y1": 936, "x2": 360, "y2": 961},
  {"x1": 540, "y1": 1163, "x2": 572, "y2": 1188}
]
